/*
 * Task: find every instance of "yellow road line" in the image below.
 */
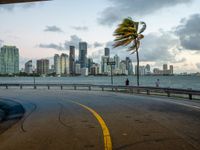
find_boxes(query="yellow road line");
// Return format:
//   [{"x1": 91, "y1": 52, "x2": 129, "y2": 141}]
[{"x1": 71, "y1": 101, "x2": 112, "y2": 150}]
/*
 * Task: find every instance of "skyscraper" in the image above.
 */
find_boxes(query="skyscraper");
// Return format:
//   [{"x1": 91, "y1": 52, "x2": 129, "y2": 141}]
[
  {"x1": 79, "y1": 42, "x2": 87, "y2": 68},
  {"x1": 114, "y1": 55, "x2": 120, "y2": 69},
  {"x1": 101, "y1": 56, "x2": 109, "y2": 74},
  {"x1": 60, "y1": 53, "x2": 69, "y2": 75},
  {"x1": 125, "y1": 57, "x2": 133, "y2": 75},
  {"x1": 69, "y1": 46, "x2": 75, "y2": 75},
  {"x1": 54, "y1": 54, "x2": 60, "y2": 75},
  {"x1": 25, "y1": 60, "x2": 33, "y2": 74},
  {"x1": 0, "y1": 45, "x2": 19, "y2": 74},
  {"x1": 163, "y1": 64, "x2": 168, "y2": 75},
  {"x1": 104, "y1": 48, "x2": 110, "y2": 57},
  {"x1": 170, "y1": 65, "x2": 173, "y2": 75},
  {"x1": 36, "y1": 59, "x2": 49, "y2": 75}
]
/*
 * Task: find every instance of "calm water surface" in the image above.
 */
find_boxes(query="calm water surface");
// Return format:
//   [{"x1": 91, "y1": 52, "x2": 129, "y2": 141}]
[{"x1": 0, "y1": 76, "x2": 200, "y2": 90}]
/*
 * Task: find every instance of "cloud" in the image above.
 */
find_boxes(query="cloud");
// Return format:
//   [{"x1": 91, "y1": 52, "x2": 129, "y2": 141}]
[
  {"x1": 38, "y1": 43, "x2": 64, "y2": 50},
  {"x1": 106, "y1": 31, "x2": 179, "y2": 63},
  {"x1": 64, "y1": 35, "x2": 82, "y2": 49},
  {"x1": 44, "y1": 25, "x2": 63, "y2": 33},
  {"x1": 0, "y1": 40, "x2": 4, "y2": 47},
  {"x1": 93, "y1": 42, "x2": 104, "y2": 48},
  {"x1": 71, "y1": 26, "x2": 88, "y2": 31},
  {"x1": 196, "y1": 63, "x2": 200, "y2": 70},
  {"x1": 98, "y1": 0, "x2": 193, "y2": 26},
  {"x1": 175, "y1": 14, "x2": 200, "y2": 50}
]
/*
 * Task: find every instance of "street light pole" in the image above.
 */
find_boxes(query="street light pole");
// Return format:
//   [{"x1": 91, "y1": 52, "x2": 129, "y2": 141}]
[
  {"x1": 111, "y1": 65, "x2": 113, "y2": 85},
  {"x1": 33, "y1": 70, "x2": 36, "y2": 89},
  {"x1": 107, "y1": 61, "x2": 115, "y2": 85}
]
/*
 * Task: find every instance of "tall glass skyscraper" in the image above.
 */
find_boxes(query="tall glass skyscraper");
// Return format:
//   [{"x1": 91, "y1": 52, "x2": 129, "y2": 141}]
[
  {"x1": 0, "y1": 45, "x2": 19, "y2": 74},
  {"x1": 69, "y1": 46, "x2": 75, "y2": 75},
  {"x1": 79, "y1": 42, "x2": 87, "y2": 68}
]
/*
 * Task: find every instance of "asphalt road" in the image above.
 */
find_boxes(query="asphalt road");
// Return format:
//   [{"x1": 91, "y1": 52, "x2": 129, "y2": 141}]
[{"x1": 0, "y1": 89, "x2": 200, "y2": 150}]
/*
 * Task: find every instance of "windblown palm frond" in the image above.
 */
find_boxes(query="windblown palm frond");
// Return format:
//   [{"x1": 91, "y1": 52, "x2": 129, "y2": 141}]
[{"x1": 138, "y1": 22, "x2": 146, "y2": 34}]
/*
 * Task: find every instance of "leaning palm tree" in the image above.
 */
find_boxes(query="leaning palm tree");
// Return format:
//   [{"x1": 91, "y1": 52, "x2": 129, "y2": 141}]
[{"x1": 113, "y1": 17, "x2": 146, "y2": 86}]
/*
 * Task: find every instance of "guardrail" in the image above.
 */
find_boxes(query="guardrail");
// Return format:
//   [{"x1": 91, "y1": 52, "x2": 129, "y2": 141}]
[{"x1": 0, "y1": 83, "x2": 200, "y2": 100}]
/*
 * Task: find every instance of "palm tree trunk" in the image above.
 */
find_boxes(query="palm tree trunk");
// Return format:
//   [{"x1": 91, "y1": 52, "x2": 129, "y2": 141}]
[{"x1": 136, "y1": 49, "x2": 140, "y2": 86}]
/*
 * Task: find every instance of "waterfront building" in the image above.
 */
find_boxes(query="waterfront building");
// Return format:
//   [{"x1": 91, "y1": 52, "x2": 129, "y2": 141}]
[
  {"x1": 36, "y1": 59, "x2": 49, "y2": 75},
  {"x1": 90, "y1": 64, "x2": 101, "y2": 75},
  {"x1": 87, "y1": 58, "x2": 94, "y2": 73},
  {"x1": 163, "y1": 64, "x2": 168, "y2": 75},
  {"x1": 24, "y1": 60, "x2": 33, "y2": 74},
  {"x1": 170, "y1": 65, "x2": 173, "y2": 75},
  {"x1": 101, "y1": 56, "x2": 109, "y2": 74},
  {"x1": 104, "y1": 48, "x2": 110, "y2": 57},
  {"x1": 145, "y1": 64, "x2": 151, "y2": 74},
  {"x1": 135, "y1": 65, "x2": 146, "y2": 75},
  {"x1": 0, "y1": 45, "x2": 19, "y2": 74},
  {"x1": 120, "y1": 61, "x2": 128, "y2": 75},
  {"x1": 125, "y1": 57, "x2": 133, "y2": 75},
  {"x1": 79, "y1": 42, "x2": 87, "y2": 68},
  {"x1": 114, "y1": 54, "x2": 120, "y2": 69},
  {"x1": 69, "y1": 46, "x2": 75, "y2": 75},
  {"x1": 75, "y1": 63, "x2": 81, "y2": 75},
  {"x1": 54, "y1": 54, "x2": 60, "y2": 75},
  {"x1": 60, "y1": 53, "x2": 69, "y2": 75},
  {"x1": 81, "y1": 67, "x2": 88, "y2": 76}
]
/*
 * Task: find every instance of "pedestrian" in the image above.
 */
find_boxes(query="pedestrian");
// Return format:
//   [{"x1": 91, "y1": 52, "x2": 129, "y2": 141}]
[
  {"x1": 125, "y1": 78, "x2": 129, "y2": 86},
  {"x1": 155, "y1": 79, "x2": 160, "y2": 87}
]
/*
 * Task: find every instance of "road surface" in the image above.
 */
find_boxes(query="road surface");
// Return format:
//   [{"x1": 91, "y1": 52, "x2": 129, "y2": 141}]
[{"x1": 0, "y1": 89, "x2": 200, "y2": 150}]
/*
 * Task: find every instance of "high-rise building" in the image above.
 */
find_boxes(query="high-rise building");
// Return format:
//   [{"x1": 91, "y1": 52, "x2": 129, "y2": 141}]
[
  {"x1": 125, "y1": 57, "x2": 133, "y2": 75},
  {"x1": 36, "y1": 59, "x2": 49, "y2": 75},
  {"x1": 54, "y1": 54, "x2": 60, "y2": 75},
  {"x1": 104, "y1": 48, "x2": 110, "y2": 57},
  {"x1": 87, "y1": 58, "x2": 93, "y2": 73},
  {"x1": 145, "y1": 64, "x2": 151, "y2": 74},
  {"x1": 75, "y1": 63, "x2": 81, "y2": 75},
  {"x1": 170, "y1": 65, "x2": 173, "y2": 75},
  {"x1": 25, "y1": 60, "x2": 33, "y2": 74},
  {"x1": 163, "y1": 64, "x2": 168, "y2": 75},
  {"x1": 135, "y1": 65, "x2": 146, "y2": 75},
  {"x1": 60, "y1": 53, "x2": 69, "y2": 75},
  {"x1": 101, "y1": 56, "x2": 109, "y2": 74},
  {"x1": 0, "y1": 45, "x2": 19, "y2": 74},
  {"x1": 114, "y1": 55, "x2": 120, "y2": 69},
  {"x1": 120, "y1": 61, "x2": 128, "y2": 75},
  {"x1": 79, "y1": 42, "x2": 87, "y2": 68},
  {"x1": 69, "y1": 46, "x2": 75, "y2": 75}
]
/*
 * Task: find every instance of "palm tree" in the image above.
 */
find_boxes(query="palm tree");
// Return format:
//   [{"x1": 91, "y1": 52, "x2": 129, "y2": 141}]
[{"x1": 113, "y1": 17, "x2": 146, "y2": 86}]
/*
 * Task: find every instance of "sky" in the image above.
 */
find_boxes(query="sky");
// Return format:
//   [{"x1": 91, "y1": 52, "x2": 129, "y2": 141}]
[{"x1": 0, "y1": 0, "x2": 200, "y2": 73}]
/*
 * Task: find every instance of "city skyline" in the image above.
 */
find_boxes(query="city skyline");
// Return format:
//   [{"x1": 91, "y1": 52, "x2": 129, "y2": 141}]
[{"x1": 0, "y1": 0, "x2": 200, "y2": 73}]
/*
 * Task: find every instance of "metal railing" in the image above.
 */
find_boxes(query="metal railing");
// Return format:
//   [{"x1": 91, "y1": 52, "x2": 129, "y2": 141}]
[{"x1": 0, "y1": 83, "x2": 200, "y2": 100}]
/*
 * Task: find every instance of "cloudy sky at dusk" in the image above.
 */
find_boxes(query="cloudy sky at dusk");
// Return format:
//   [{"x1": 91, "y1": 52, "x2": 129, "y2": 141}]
[{"x1": 0, "y1": 0, "x2": 200, "y2": 73}]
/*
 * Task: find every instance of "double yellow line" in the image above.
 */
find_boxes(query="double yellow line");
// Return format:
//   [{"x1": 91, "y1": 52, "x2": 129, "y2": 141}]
[{"x1": 71, "y1": 101, "x2": 112, "y2": 150}]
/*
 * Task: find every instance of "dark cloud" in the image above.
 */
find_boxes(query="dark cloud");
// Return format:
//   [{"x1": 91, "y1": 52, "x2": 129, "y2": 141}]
[
  {"x1": 93, "y1": 42, "x2": 104, "y2": 48},
  {"x1": 98, "y1": 0, "x2": 192, "y2": 26},
  {"x1": 71, "y1": 26, "x2": 88, "y2": 31},
  {"x1": 64, "y1": 35, "x2": 82, "y2": 49},
  {"x1": 38, "y1": 35, "x2": 84, "y2": 51},
  {"x1": 38, "y1": 43, "x2": 64, "y2": 50},
  {"x1": 44, "y1": 25, "x2": 63, "y2": 33},
  {"x1": 175, "y1": 14, "x2": 200, "y2": 50}
]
